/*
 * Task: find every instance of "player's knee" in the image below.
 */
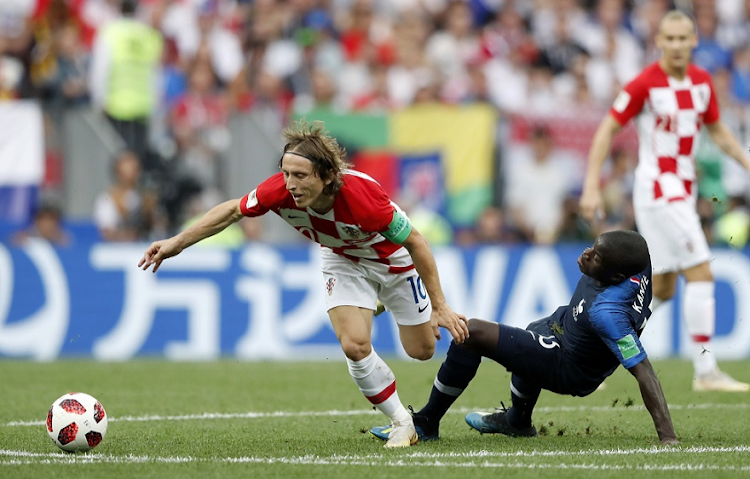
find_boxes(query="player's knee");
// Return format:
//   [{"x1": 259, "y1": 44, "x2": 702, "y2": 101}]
[
  {"x1": 339, "y1": 337, "x2": 371, "y2": 361},
  {"x1": 403, "y1": 342, "x2": 435, "y2": 361},
  {"x1": 467, "y1": 318, "x2": 491, "y2": 338},
  {"x1": 464, "y1": 318, "x2": 498, "y2": 351}
]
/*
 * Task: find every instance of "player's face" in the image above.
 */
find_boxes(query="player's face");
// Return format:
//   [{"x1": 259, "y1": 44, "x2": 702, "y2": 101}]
[
  {"x1": 577, "y1": 236, "x2": 612, "y2": 282},
  {"x1": 280, "y1": 152, "x2": 333, "y2": 210},
  {"x1": 656, "y1": 18, "x2": 697, "y2": 72}
]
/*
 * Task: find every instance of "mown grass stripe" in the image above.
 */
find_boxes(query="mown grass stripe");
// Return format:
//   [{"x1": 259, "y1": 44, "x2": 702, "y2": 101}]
[
  {"x1": 6, "y1": 403, "x2": 750, "y2": 427},
  {"x1": 2, "y1": 447, "x2": 750, "y2": 471}
]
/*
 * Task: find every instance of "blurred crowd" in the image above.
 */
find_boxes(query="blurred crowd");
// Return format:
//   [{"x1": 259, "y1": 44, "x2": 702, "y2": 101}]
[{"x1": 3, "y1": 0, "x2": 750, "y2": 247}]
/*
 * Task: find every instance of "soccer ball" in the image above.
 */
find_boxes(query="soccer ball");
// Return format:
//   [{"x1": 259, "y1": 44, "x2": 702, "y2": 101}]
[{"x1": 46, "y1": 392, "x2": 108, "y2": 452}]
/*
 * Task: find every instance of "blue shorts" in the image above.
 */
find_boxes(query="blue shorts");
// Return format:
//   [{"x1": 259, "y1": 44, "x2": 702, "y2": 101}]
[{"x1": 493, "y1": 318, "x2": 603, "y2": 397}]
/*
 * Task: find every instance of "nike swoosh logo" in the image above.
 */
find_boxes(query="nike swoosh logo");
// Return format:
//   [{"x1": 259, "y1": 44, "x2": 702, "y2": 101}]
[{"x1": 418, "y1": 303, "x2": 430, "y2": 313}]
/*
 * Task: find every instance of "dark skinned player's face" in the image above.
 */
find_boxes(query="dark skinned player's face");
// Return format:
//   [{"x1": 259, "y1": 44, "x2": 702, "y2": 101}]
[{"x1": 577, "y1": 235, "x2": 615, "y2": 283}]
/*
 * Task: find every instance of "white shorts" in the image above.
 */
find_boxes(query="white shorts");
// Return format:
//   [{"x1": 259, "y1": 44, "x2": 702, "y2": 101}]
[
  {"x1": 320, "y1": 249, "x2": 432, "y2": 326},
  {"x1": 634, "y1": 200, "x2": 711, "y2": 274}
]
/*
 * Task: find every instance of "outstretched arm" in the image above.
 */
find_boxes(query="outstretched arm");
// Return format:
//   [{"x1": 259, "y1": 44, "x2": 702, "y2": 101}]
[
  {"x1": 579, "y1": 114, "x2": 623, "y2": 221},
  {"x1": 705, "y1": 121, "x2": 750, "y2": 172},
  {"x1": 138, "y1": 199, "x2": 244, "y2": 272},
  {"x1": 401, "y1": 227, "x2": 469, "y2": 343},
  {"x1": 627, "y1": 358, "x2": 679, "y2": 445}
]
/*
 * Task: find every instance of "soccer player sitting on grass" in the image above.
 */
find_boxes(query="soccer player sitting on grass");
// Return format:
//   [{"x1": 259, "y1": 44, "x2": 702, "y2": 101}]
[
  {"x1": 138, "y1": 119, "x2": 469, "y2": 448},
  {"x1": 371, "y1": 230, "x2": 679, "y2": 445}
]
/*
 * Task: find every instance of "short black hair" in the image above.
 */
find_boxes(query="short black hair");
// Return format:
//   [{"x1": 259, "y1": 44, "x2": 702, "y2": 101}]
[{"x1": 598, "y1": 230, "x2": 650, "y2": 278}]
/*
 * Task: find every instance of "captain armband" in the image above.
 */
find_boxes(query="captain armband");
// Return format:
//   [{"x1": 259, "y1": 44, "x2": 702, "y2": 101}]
[{"x1": 381, "y1": 210, "x2": 412, "y2": 244}]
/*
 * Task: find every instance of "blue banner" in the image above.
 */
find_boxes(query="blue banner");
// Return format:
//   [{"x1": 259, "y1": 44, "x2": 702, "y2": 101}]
[{"x1": 2, "y1": 239, "x2": 750, "y2": 360}]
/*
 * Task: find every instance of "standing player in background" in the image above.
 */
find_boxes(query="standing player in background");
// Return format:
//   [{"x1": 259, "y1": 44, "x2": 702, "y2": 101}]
[
  {"x1": 139, "y1": 120, "x2": 469, "y2": 447},
  {"x1": 580, "y1": 10, "x2": 750, "y2": 392}
]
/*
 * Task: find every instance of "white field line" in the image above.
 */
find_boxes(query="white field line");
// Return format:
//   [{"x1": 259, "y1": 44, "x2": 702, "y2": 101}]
[
  {"x1": 1, "y1": 446, "x2": 750, "y2": 471},
  {"x1": 6, "y1": 402, "x2": 750, "y2": 427}
]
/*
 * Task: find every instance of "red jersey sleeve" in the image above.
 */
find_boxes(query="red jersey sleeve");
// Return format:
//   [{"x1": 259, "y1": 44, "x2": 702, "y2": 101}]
[
  {"x1": 341, "y1": 173, "x2": 395, "y2": 233},
  {"x1": 239, "y1": 172, "x2": 287, "y2": 217},
  {"x1": 609, "y1": 74, "x2": 649, "y2": 126}
]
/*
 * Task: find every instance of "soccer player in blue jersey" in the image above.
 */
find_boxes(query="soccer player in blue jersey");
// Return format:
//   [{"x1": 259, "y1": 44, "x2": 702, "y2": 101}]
[{"x1": 371, "y1": 229, "x2": 679, "y2": 445}]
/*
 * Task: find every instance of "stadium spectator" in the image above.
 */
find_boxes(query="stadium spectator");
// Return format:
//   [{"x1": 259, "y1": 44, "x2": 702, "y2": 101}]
[
  {"x1": 9, "y1": 0, "x2": 750, "y2": 254},
  {"x1": 0, "y1": 36, "x2": 25, "y2": 100},
  {"x1": 730, "y1": 43, "x2": 750, "y2": 103},
  {"x1": 287, "y1": 8, "x2": 345, "y2": 101},
  {"x1": 425, "y1": 1, "x2": 482, "y2": 103},
  {"x1": 138, "y1": 120, "x2": 468, "y2": 448},
  {"x1": 12, "y1": 200, "x2": 71, "y2": 247},
  {"x1": 692, "y1": 3, "x2": 733, "y2": 74},
  {"x1": 536, "y1": 12, "x2": 588, "y2": 76},
  {"x1": 348, "y1": 62, "x2": 390, "y2": 112},
  {"x1": 169, "y1": 56, "x2": 230, "y2": 193},
  {"x1": 50, "y1": 23, "x2": 91, "y2": 108},
  {"x1": 244, "y1": 69, "x2": 294, "y2": 127},
  {"x1": 93, "y1": 149, "x2": 165, "y2": 242},
  {"x1": 179, "y1": 190, "x2": 247, "y2": 248},
  {"x1": 530, "y1": 0, "x2": 587, "y2": 51},
  {"x1": 160, "y1": 0, "x2": 245, "y2": 89},
  {"x1": 580, "y1": 10, "x2": 750, "y2": 392},
  {"x1": 504, "y1": 124, "x2": 575, "y2": 244},
  {"x1": 370, "y1": 230, "x2": 679, "y2": 446},
  {"x1": 386, "y1": 35, "x2": 436, "y2": 108},
  {"x1": 576, "y1": 0, "x2": 643, "y2": 105},
  {"x1": 596, "y1": 148, "x2": 636, "y2": 234},
  {"x1": 630, "y1": 0, "x2": 671, "y2": 64},
  {"x1": 482, "y1": 5, "x2": 537, "y2": 114},
  {"x1": 555, "y1": 193, "x2": 595, "y2": 243},
  {"x1": 0, "y1": 0, "x2": 36, "y2": 99},
  {"x1": 294, "y1": 68, "x2": 345, "y2": 115},
  {"x1": 90, "y1": 0, "x2": 163, "y2": 172},
  {"x1": 455, "y1": 205, "x2": 523, "y2": 245}
]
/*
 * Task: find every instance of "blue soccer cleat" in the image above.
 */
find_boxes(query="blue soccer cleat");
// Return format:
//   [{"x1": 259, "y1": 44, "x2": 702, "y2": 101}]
[{"x1": 465, "y1": 409, "x2": 537, "y2": 437}]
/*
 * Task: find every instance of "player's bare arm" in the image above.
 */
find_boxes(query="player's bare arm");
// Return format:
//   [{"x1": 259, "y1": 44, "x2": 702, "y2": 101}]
[
  {"x1": 401, "y1": 227, "x2": 469, "y2": 343},
  {"x1": 628, "y1": 358, "x2": 679, "y2": 445},
  {"x1": 705, "y1": 121, "x2": 750, "y2": 172},
  {"x1": 138, "y1": 199, "x2": 244, "y2": 273},
  {"x1": 580, "y1": 114, "x2": 623, "y2": 221}
]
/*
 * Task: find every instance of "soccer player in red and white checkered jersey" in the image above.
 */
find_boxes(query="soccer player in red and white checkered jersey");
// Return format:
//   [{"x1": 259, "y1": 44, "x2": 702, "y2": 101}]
[
  {"x1": 139, "y1": 120, "x2": 469, "y2": 447},
  {"x1": 580, "y1": 10, "x2": 750, "y2": 392}
]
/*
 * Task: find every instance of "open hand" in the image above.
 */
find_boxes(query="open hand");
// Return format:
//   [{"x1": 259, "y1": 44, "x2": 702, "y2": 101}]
[
  {"x1": 431, "y1": 305, "x2": 469, "y2": 343},
  {"x1": 138, "y1": 238, "x2": 182, "y2": 273}
]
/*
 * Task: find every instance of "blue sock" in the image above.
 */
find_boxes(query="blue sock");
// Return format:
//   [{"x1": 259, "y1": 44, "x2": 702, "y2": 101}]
[
  {"x1": 507, "y1": 374, "x2": 540, "y2": 429},
  {"x1": 418, "y1": 342, "x2": 482, "y2": 422}
]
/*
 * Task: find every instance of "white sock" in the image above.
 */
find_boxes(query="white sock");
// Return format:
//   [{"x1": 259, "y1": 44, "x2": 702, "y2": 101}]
[
  {"x1": 684, "y1": 281, "x2": 717, "y2": 376},
  {"x1": 347, "y1": 350, "x2": 411, "y2": 425}
]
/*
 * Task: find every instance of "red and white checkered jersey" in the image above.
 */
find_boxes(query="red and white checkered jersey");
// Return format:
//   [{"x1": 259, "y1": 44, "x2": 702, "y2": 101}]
[
  {"x1": 240, "y1": 169, "x2": 414, "y2": 273},
  {"x1": 610, "y1": 62, "x2": 719, "y2": 206}
]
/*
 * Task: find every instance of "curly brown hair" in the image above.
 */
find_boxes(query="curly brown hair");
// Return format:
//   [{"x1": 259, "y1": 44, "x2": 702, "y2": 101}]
[{"x1": 278, "y1": 119, "x2": 352, "y2": 196}]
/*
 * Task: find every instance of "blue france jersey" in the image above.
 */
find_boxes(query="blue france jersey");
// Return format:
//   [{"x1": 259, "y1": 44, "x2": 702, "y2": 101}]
[{"x1": 547, "y1": 263, "x2": 652, "y2": 384}]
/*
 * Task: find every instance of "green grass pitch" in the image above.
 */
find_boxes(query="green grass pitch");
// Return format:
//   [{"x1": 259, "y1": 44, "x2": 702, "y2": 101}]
[{"x1": 1, "y1": 358, "x2": 749, "y2": 478}]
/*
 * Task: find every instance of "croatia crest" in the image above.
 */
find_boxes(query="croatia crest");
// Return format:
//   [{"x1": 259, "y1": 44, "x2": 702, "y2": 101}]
[
  {"x1": 326, "y1": 277, "x2": 336, "y2": 296},
  {"x1": 342, "y1": 225, "x2": 361, "y2": 238}
]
